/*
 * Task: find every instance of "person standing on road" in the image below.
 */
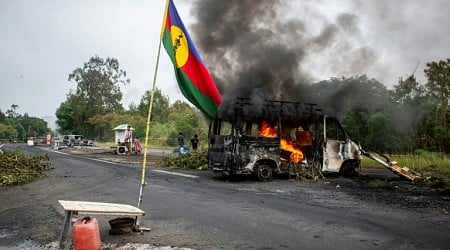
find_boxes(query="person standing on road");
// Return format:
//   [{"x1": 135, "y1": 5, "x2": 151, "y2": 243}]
[
  {"x1": 190, "y1": 134, "x2": 199, "y2": 152},
  {"x1": 177, "y1": 132, "x2": 185, "y2": 156},
  {"x1": 177, "y1": 132, "x2": 184, "y2": 147},
  {"x1": 124, "y1": 125, "x2": 132, "y2": 155}
]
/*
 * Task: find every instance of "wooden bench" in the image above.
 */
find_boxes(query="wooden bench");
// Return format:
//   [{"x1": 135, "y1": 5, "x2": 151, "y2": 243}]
[{"x1": 58, "y1": 200, "x2": 145, "y2": 249}]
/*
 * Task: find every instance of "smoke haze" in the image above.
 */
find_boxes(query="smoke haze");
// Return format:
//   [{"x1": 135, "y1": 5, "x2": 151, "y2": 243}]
[
  {"x1": 190, "y1": 0, "x2": 386, "y2": 117},
  {"x1": 187, "y1": 0, "x2": 449, "y2": 134}
]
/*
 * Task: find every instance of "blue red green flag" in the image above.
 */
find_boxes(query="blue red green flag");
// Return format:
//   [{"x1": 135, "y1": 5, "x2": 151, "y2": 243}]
[{"x1": 161, "y1": 0, "x2": 222, "y2": 119}]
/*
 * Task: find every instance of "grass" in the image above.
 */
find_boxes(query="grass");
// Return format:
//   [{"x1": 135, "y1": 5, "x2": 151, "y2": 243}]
[{"x1": 362, "y1": 153, "x2": 450, "y2": 188}]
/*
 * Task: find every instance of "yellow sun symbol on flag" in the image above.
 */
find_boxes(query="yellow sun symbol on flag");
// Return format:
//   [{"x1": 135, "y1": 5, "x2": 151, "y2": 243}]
[{"x1": 171, "y1": 25, "x2": 189, "y2": 68}]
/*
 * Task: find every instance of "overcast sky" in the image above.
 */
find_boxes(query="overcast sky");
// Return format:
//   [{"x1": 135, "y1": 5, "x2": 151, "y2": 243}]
[{"x1": 1, "y1": 0, "x2": 449, "y2": 119}]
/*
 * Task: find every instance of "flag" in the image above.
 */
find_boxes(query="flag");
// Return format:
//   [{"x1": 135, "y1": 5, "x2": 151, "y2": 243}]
[{"x1": 162, "y1": 0, "x2": 222, "y2": 119}]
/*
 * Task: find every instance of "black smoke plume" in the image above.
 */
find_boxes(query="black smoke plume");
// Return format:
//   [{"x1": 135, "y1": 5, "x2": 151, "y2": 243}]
[{"x1": 190, "y1": 0, "x2": 379, "y2": 119}]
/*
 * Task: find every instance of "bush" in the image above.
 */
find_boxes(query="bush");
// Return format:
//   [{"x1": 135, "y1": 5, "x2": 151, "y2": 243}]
[
  {"x1": 413, "y1": 149, "x2": 444, "y2": 158},
  {"x1": 157, "y1": 150, "x2": 208, "y2": 170},
  {"x1": 0, "y1": 150, "x2": 51, "y2": 186}
]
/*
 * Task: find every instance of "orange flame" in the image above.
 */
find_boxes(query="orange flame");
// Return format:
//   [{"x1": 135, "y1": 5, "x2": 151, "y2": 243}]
[
  {"x1": 258, "y1": 121, "x2": 278, "y2": 137},
  {"x1": 258, "y1": 121, "x2": 303, "y2": 163},
  {"x1": 280, "y1": 138, "x2": 303, "y2": 163}
]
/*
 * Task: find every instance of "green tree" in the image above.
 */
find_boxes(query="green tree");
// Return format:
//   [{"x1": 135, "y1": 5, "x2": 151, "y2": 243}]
[
  {"x1": 0, "y1": 109, "x2": 5, "y2": 122},
  {"x1": 422, "y1": 59, "x2": 450, "y2": 152},
  {"x1": 415, "y1": 106, "x2": 440, "y2": 151},
  {"x1": 0, "y1": 123, "x2": 17, "y2": 141},
  {"x1": 88, "y1": 113, "x2": 116, "y2": 142},
  {"x1": 66, "y1": 56, "x2": 129, "y2": 138},
  {"x1": 364, "y1": 111, "x2": 400, "y2": 153},
  {"x1": 87, "y1": 113, "x2": 146, "y2": 142},
  {"x1": 424, "y1": 59, "x2": 450, "y2": 130},
  {"x1": 6, "y1": 104, "x2": 19, "y2": 119},
  {"x1": 390, "y1": 75, "x2": 432, "y2": 152},
  {"x1": 137, "y1": 88, "x2": 170, "y2": 123},
  {"x1": 20, "y1": 114, "x2": 49, "y2": 137},
  {"x1": 55, "y1": 100, "x2": 76, "y2": 134},
  {"x1": 313, "y1": 75, "x2": 390, "y2": 119},
  {"x1": 9, "y1": 120, "x2": 25, "y2": 142},
  {"x1": 392, "y1": 75, "x2": 426, "y2": 105},
  {"x1": 2, "y1": 106, "x2": 24, "y2": 141},
  {"x1": 167, "y1": 100, "x2": 209, "y2": 147},
  {"x1": 0, "y1": 107, "x2": 50, "y2": 141},
  {"x1": 341, "y1": 107, "x2": 368, "y2": 144},
  {"x1": 127, "y1": 102, "x2": 140, "y2": 116}
]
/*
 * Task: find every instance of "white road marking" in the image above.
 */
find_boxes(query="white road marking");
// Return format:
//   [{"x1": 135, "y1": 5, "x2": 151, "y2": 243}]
[
  {"x1": 40, "y1": 147, "x2": 121, "y2": 165},
  {"x1": 152, "y1": 169, "x2": 199, "y2": 178},
  {"x1": 40, "y1": 147, "x2": 69, "y2": 155},
  {"x1": 40, "y1": 147, "x2": 199, "y2": 178}
]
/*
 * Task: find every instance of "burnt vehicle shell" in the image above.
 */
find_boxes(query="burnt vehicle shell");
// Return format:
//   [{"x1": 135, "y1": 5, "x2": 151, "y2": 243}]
[{"x1": 207, "y1": 99, "x2": 362, "y2": 181}]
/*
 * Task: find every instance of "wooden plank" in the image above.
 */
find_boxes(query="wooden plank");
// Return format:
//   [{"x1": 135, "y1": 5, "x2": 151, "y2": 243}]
[{"x1": 58, "y1": 200, "x2": 145, "y2": 216}]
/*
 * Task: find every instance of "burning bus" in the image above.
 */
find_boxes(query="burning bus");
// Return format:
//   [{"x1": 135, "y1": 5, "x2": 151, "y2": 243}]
[{"x1": 207, "y1": 98, "x2": 362, "y2": 181}]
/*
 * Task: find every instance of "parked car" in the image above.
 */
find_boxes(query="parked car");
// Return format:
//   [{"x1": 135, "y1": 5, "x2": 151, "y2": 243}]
[{"x1": 62, "y1": 135, "x2": 83, "y2": 147}]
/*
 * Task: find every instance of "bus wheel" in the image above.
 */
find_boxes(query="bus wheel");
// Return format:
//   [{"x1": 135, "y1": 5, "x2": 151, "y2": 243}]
[
  {"x1": 341, "y1": 161, "x2": 359, "y2": 176},
  {"x1": 255, "y1": 164, "x2": 273, "y2": 182}
]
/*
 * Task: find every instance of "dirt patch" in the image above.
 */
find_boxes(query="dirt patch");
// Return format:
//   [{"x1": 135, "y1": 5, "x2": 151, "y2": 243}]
[
  {"x1": 211, "y1": 168, "x2": 450, "y2": 214},
  {"x1": 320, "y1": 169, "x2": 450, "y2": 213}
]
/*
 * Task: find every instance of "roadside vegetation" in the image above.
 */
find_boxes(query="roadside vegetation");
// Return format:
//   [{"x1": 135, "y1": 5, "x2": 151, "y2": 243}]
[
  {"x1": 157, "y1": 150, "x2": 208, "y2": 170},
  {"x1": 157, "y1": 150, "x2": 450, "y2": 189},
  {"x1": 43, "y1": 57, "x2": 450, "y2": 154},
  {"x1": 1, "y1": 56, "x2": 448, "y2": 186},
  {"x1": 0, "y1": 104, "x2": 50, "y2": 144},
  {"x1": 0, "y1": 150, "x2": 51, "y2": 186},
  {"x1": 362, "y1": 152, "x2": 450, "y2": 188}
]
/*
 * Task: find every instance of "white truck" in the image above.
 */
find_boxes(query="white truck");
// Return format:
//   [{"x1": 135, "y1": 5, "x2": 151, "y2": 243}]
[{"x1": 207, "y1": 98, "x2": 421, "y2": 181}]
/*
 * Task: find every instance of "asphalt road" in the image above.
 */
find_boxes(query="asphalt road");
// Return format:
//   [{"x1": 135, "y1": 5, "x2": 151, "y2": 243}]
[{"x1": 0, "y1": 144, "x2": 449, "y2": 249}]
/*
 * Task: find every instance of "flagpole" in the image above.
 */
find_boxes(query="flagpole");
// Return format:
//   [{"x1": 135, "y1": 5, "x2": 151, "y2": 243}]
[{"x1": 136, "y1": 0, "x2": 169, "y2": 228}]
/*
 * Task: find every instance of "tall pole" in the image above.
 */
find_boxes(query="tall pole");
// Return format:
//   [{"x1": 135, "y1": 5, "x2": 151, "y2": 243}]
[{"x1": 136, "y1": 0, "x2": 169, "y2": 227}]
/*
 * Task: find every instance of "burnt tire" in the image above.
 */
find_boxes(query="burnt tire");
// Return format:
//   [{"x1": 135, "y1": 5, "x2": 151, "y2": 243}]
[
  {"x1": 255, "y1": 164, "x2": 273, "y2": 182},
  {"x1": 340, "y1": 161, "x2": 359, "y2": 176}
]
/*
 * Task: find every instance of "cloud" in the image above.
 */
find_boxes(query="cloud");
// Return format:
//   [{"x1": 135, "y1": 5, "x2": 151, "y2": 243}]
[{"x1": 0, "y1": 0, "x2": 448, "y2": 118}]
